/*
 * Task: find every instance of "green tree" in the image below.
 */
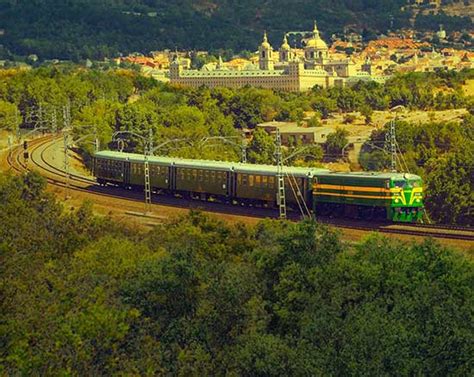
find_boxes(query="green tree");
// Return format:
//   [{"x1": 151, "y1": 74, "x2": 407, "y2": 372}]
[
  {"x1": 424, "y1": 150, "x2": 474, "y2": 225},
  {"x1": 247, "y1": 128, "x2": 275, "y2": 164},
  {"x1": 360, "y1": 105, "x2": 373, "y2": 124},
  {"x1": 114, "y1": 101, "x2": 160, "y2": 151},
  {"x1": 310, "y1": 96, "x2": 337, "y2": 119},
  {"x1": 359, "y1": 150, "x2": 390, "y2": 171},
  {"x1": 325, "y1": 127, "x2": 349, "y2": 157},
  {"x1": 74, "y1": 99, "x2": 122, "y2": 154},
  {"x1": 306, "y1": 113, "x2": 322, "y2": 127},
  {"x1": 0, "y1": 101, "x2": 20, "y2": 131}
]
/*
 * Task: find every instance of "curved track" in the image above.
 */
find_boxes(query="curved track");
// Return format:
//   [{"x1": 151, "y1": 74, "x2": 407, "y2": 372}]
[{"x1": 7, "y1": 134, "x2": 474, "y2": 243}]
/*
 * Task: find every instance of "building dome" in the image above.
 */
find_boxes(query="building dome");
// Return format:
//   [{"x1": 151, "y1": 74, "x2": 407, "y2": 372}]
[
  {"x1": 306, "y1": 38, "x2": 328, "y2": 49},
  {"x1": 305, "y1": 21, "x2": 328, "y2": 50},
  {"x1": 281, "y1": 34, "x2": 290, "y2": 50},
  {"x1": 261, "y1": 31, "x2": 271, "y2": 49}
]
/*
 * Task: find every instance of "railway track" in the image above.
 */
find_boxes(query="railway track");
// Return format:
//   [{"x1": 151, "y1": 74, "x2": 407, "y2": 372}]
[
  {"x1": 6, "y1": 134, "x2": 474, "y2": 243},
  {"x1": 318, "y1": 218, "x2": 473, "y2": 242}
]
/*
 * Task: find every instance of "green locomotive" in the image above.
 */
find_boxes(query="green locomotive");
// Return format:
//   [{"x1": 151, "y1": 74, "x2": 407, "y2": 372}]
[
  {"x1": 313, "y1": 172, "x2": 424, "y2": 223},
  {"x1": 93, "y1": 151, "x2": 424, "y2": 223}
]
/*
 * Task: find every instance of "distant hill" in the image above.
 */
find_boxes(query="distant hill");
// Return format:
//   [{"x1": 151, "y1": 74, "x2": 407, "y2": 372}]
[
  {"x1": 0, "y1": 0, "x2": 470, "y2": 60},
  {"x1": 441, "y1": 1, "x2": 474, "y2": 19}
]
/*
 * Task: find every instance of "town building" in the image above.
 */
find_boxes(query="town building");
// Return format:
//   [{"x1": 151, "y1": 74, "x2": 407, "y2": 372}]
[
  {"x1": 256, "y1": 121, "x2": 334, "y2": 146},
  {"x1": 169, "y1": 22, "x2": 377, "y2": 92}
]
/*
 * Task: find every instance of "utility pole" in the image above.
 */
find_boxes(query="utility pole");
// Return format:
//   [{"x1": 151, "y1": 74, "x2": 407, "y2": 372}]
[
  {"x1": 275, "y1": 129, "x2": 287, "y2": 220},
  {"x1": 63, "y1": 104, "x2": 71, "y2": 130},
  {"x1": 241, "y1": 135, "x2": 247, "y2": 163},
  {"x1": 7, "y1": 135, "x2": 13, "y2": 158},
  {"x1": 148, "y1": 128, "x2": 154, "y2": 156},
  {"x1": 37, "y1": 103, "x2": 43, "y2": 130},
  {"x1": 94, "y1": 125, "x2": 100, "y2": 152},
  {"x1": 143, "y1": 128, "x2": 153, "y2": 214},
  {"x1": 143, "y1": 139, "x2": 152, "y2": 214},
  {"x1": 63, "y1": 133, "x2": 70, "y2": 199},
  {"x1": 51, "y1": 109, "x2": 57, "y2": 134},
  {"x1": 390, "y1": 119, "x2": 397, "y2": 172},
  {"x1": 14, "y1": 107, "x2": 19, "y2": 131}
]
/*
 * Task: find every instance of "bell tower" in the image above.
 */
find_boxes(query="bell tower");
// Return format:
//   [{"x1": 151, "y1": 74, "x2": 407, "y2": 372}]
[
  {"x1": 279, "y1": 34, "x2": 291, "y2": 63},
  {"x1": 259, "y1": 31, "x2": 274, "y2": 70},
  {"x1": 169, "y1": 56, "x2": 182, "y2": 80}
]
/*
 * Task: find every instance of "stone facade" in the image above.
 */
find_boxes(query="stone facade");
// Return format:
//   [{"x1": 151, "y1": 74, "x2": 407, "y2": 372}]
[{"x1": 169, "y1": 22, "x2": 374, "y2": 92}]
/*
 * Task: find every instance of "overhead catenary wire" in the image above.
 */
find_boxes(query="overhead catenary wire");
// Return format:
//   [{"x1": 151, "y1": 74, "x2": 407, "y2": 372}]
[
  {"x1": 284, "y1": 170, "x2": 306, "y2": 219},
  {"x1": 285, "y1": 170, "x2": 312, "y2": 219}
]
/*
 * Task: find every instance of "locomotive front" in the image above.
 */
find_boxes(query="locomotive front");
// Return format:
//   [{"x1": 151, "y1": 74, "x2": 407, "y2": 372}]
[{"x1": 388, "y1": 173, "x2": 424, "y2": 222}]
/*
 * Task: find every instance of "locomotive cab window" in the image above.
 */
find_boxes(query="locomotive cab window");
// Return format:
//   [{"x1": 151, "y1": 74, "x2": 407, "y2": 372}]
[{"x1": 394, "y1": 180, "x2": 407, "y2": 188}]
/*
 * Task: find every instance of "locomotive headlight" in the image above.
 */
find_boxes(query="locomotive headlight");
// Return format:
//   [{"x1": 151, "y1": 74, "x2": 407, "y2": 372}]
[{"x1": 395, "y1": 199, "x2": 399, "y2": 203}]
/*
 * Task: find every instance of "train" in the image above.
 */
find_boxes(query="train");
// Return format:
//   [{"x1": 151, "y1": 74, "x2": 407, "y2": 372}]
[{"x1": 93, "y1": 150, "x2": 424, "y2": 223}]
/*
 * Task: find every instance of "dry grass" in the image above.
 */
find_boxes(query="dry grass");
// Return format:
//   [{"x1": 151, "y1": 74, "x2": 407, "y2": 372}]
[
  {"x1": 462, "y1": 79, "x2": 474, "y2": 96},
  {"x1": 372, "y1": 109, "x2": 468, "y2": 127}
]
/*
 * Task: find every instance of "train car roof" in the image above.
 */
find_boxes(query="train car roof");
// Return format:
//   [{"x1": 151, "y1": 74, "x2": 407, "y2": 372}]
[
  {"x1": 94, "y1": 151, "x2": 420, "y2": 180},
  {"x1": 95, "y1": 151, "x2": 177, "y2": 164},
  {"x1": 96, "y1": 151, "x2": 237, "y2": 171},
  {"x1": 314, "y1": 171, "x2": 422, "y2": 180},
  {"x1": 232, "y1": 163, "x2": 328, "y2": 177},
  {"x1": 94, "y1": 151, "x2": 329, "y2": 177}
]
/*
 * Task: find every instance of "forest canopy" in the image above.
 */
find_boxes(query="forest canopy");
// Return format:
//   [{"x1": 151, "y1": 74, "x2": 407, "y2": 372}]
[{"x1": 0, "y1": 172, "x2": 472, "y2": 375}]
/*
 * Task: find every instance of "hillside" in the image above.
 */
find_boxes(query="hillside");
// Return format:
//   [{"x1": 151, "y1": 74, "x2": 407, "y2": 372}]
[
  {"x1": 0, "y1": 0, "x2": 405, "y2": 60},
  {"x1": 421, "y1": 1, "x2": 474, "y2": 20},
  {"x1": 0, "y1": 0, "x2": 471, "y2": 60}
]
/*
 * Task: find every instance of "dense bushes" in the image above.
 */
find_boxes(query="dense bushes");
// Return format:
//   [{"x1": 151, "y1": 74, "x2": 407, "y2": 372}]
[{"x1": 0, "y1": 172, "x2": 472, "y2": 374}]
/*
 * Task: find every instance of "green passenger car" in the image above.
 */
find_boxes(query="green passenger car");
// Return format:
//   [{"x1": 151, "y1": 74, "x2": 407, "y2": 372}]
[
  {"x1": 174, "y1": 160, "x2": 233, "y2": 198},
  {"x1": 313, "y1": 172, "x2": 424, "y2": 222},
  {"x1": 95, "y1": 151, "x2": 175, "y2": 190},
  {"x1": 233, "y1": 164, "x2": 327, "y2": 205},
  {"x1": 94, "y1": 155, "x2": 126, "y2": 184},
  {"x1": 129, "y1": 160, "x2": 173, "y2": 189}
]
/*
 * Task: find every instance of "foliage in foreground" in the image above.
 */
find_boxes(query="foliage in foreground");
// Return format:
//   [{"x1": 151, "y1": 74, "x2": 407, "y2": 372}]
[{"x1": 0, "y1": 172, "x2": 472, "y2": 375}]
